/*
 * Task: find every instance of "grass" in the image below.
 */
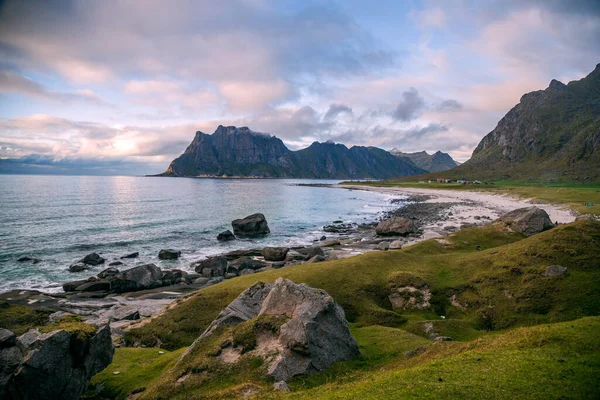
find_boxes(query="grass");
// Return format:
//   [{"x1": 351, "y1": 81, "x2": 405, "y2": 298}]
[
  {"x1": 341, "y1": 180, "x2": 600, "y2": 215},
  {"x1": 98, "y1": 220, "x2": 600, "y2": 398},
  {"x1": 0, "y1": 301, "x2": 54, "y2": 335}
]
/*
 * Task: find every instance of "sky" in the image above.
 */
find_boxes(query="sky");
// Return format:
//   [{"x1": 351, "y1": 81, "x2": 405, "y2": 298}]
[{"x1": 0, "y1": 0, "x2": 599, "y2": 175}]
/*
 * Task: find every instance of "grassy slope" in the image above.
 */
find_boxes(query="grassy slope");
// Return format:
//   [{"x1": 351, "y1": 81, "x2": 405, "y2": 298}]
[
  {"x1": 100, "y1": 220, "x2": 600, "y2": 398},
  {"x1": 342, "y1": 180, "x2": 600, "y2": 215}
]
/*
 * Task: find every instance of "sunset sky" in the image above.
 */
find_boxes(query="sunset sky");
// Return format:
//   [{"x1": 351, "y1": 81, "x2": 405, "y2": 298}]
[{"x1": 0, "y1": 0, "x2": 599, "y2": 174}]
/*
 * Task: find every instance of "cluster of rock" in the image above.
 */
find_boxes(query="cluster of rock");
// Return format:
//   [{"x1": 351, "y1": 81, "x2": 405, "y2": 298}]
[
  {"x1": 495, "y1": 206, "x2": 556, "y2": 236},
  {"x1": 0, "y1": 325, "x2": 113, "y2": 400},
  {"x1": 185, "y1": 278, "x2": 360, "y2": 383}
]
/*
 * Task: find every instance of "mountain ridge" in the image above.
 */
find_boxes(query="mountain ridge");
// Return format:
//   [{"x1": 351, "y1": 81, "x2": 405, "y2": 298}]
[{"x1": 390, "y1": 149, "x2": 460, "y2": 172}]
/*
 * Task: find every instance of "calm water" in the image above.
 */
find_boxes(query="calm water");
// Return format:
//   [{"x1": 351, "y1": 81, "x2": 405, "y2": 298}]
[{"x1": 0, "y1": 175, "x2": 398, "y2": 293}]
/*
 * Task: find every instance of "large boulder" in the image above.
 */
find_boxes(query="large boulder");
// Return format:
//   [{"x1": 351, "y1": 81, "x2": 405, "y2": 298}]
[
  {"x1": 192, "y1": 257, "x2": 228, "y2": 277},
  {"x1": 158, "y1": 249, "x2": 181, "y2": 260},
  {"x1": 217, "y1": 230, "x2": 236, "y2": 241},
  {"x1": 496, "y1": 206, "x2": 555, "y2": 236},
  {"x1": 226, "y1": 257, "x2": 268, "y2": 275},
  {"x1": 0, "y1": 325, "x2": 113, "y2": 400},
  {"x1": 109, "y1": 264, "x2": 163, "y2": 293},
  {"x1": 81, "y1": 252, "x2": 105, "y2": 266},
  {"x1": 375, "y1": 217, "x2": 416, "y2": 236},
  {"x1": 262, "y1": 247, "x2": 289, "y2": 261},
  {"x1": 191, "y1": 278, "x2": 360, "y2": 382},
  {"x1": 231, "y1": 213, "x2": 270, "y2": 237}
]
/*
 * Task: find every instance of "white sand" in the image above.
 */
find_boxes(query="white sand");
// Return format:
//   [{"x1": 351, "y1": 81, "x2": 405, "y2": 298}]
[{"x1": 337, "y1": 184, "x2": 576, "y2": 241}]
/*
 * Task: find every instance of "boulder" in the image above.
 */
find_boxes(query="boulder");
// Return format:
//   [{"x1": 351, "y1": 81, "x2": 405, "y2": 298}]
[
  {"x1": 262, "y1": 247, "x2": 289, "y2": 261},
  {"x1": 158, "y1": 249, "x2": 181, "y2": 260},
  {"x1": 81, "y1": 252, "x2": 105, "y2": 266},
  {"x1": 97, "y1": 267, "x2": 120, "y2": 279},
  {"x1": 285, "y1": 250, "x2": 307, "y2": 262},
  {"x1": 378, "y1": 241, "x2": 390, "y2": 251},
  {"x1": 375, "y1": 217, "x2": 416, "y2": 236},
  {"x1": 69, "y1": 262, "x2": 89, "y2": 273},
  {"x1": 108, "y1": 261, "x2": 124, "y2": 267},
  {"x1": 496, "y1": 206, "x2": 555, "y2": 236},
  {"x1": 297, "y1": 246, "x2": 324, "y2": 259},
  {"x1": 192, "y1": 257, "x2": 227, "y2": 277},
  {"x1": 231, "y1": 213, "x2": 270, "y2": 237},
  {"x1": 217, "y1": 230, "x2": 236, "y2": 241},
  {"x1": 542, "y1": 265, "x2": 567, "y2": 277},
  {"x1": 322, "y1": 223, "x2": 356, "y2": 233},
  {"x1": 74, "y1": 281, "x2": 111, "y2": 292},
  {"x1": 192, "y1": 278, "x2": 360, "y2": 382},
  {"x1": 0, "y1": 329, "x2": 16, "y2": 347},
  {"x1": 63, "y1": 278, "x2": 95, "y2": 292},
  {"x1": 227, "y1": 258, "x2": 267, "y2": 275},
  {"x1": 307, "y1": 255, "x2": 326, "y2": 263},
  {"x1": 223, "y1": 249, "x2": 263, "y2": 260},
  {"x1": 17, "y1": 257, "x2": 41, "y2": 264},
  {"x1": 0, "y1": 325, "x2": 113, "y2": 400},
  {"x1": 389, "y1": 240, "x2": 404, "y2": 250},
  {"x1": 162, "y1": 269, "x2": 188, "y2": 286},
  {"x1": 109, "y1": 264, "x2": 163, "y2": 293},
  {"x1": 120, "y1": 252, "x2": 139, "y2": 259},
  {"x1": 193, "y1": 277, "x2": 210, "y2": 285}
]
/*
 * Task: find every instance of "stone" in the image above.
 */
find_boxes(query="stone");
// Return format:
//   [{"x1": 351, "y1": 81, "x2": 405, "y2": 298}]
[
  {"x1": 108, "y1": 261, "x2": 124, "y2": 267},
  {"x1": 262, "y1": 247, "x2": 289, "y2": 261},
  {"x1": 542, "y1": 265, "x2": 567, "y2": 277},
  {"x1": 273, "y1": 381, "x2": 290, "y2": 392},
  {"x1": 112, "y1": 307, "x2": 140, "y2": 321},
  {"x1": 81, "y1": 252, "x2": 106, "y2": 266},
  {"x1": 321, "y1": 240, "x2": 341, "y2": 247},
  {"x1": 192, "y1": 278, "x2": 360, "y2": 382},
  {"x1": 192, "y1": 257, "x2": 228, "y2": 277},
  {"x1": 217, "y1": 229, "x2": 236, "y2": 241},
  {"x1": 496, "y1": 206, "x2": 555, "y2": 236},
  {"x1": 109, "y1": 264, "x2": 163, "y2": 293},
  {"x1": 158, "y1": 249, "x2": 181, "y2": 260},
  {"x1": 377, "y1": 241, "x2": 390, "y2": 251},
  {"x1": 231, "y1": 213, "x2": 270, "y2": 237},
  {"x1": 75, "y1": 281, "x2": 111, "y2": 292},
  {"x1": 285, "y1": 250, "x2": 307, "y2": 262},
  {"x1": 224, "y1": 273, "x2": 238, "y2": 279},
  {"x1": 375, "y1": 217, "x2": 416, "y2": 236},
  {"x1": 69, "y1": 262, "x2": 89, "y2": 273},
  {"x1": 307, "y1": 255, "x2": 325, "y2": 263},
  {"x1": 63, "y1": 278, "x2": 94, "y2": 292},
  {"x1": 0, "y1": 325, "x2": 113, "y2": 400},
  {"x1": 239, "y1": 269, "x2": 255, "y2": 275},
  {"x1": 320, "y1": 235, "x2": 327, "y2": 241},
  {"x1": 297, "y1": 246, "x2": 324, "y2": 259},
  {"x1": 223, "y1": 249, "x2": 263, "y2": 260},
  {"x1": 193, "y1": 277, "x2": 210, "y2": 285},
  {"x1": 162, "y1": 269, "x2": 188, "y2": 286},
  {"x1": 389, "y1": 240, "x2": 403, "y2": 250},
  {"x1": 120, "y1": 252, "x2": 139, "y2": 259},
  {"x1": 322, "y1": 223, "x2": 356, "y2": 233},
  {"x1": 0, "y1": 329, "x2": 16, "y2": 348},
  {"x1": 227, "y1": 257, "x2": 267, "y2": 275},
  {"x1": 98, "y1": 267, "x2": 120, "y2": 279},
  {"x1": 17, "y1": 257, "x2": 41, "y2": 264}
]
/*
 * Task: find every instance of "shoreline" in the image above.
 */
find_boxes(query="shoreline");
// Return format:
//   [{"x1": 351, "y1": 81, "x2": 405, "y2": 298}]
[{"x1": 0, "y1": 183, "x2": 578, "y2": 343}]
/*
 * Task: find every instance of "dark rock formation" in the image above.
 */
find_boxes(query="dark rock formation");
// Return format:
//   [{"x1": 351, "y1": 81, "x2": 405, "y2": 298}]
[
  {"x1": 192, "y1": 257, "x2": 228, "y2": 277},
  {"x1": 68, "y1": 262, "x2": 89, "y2": 273},
  {"x1": 16, "y1": 257, "x2": 41, "y2": 264},
  {"x1": 120, "y1": 252, "x2": 139, "y2": 259},
  {"x1": 0, "y1": 325, "x2": 113, "y2": 400},
  {"x1": 109, "y1": 264, "x2": 164, "y2": 293},
  {"x1": 262, "y1": 247, "x2": 289, "y2": 261},
  {"x1": 496, "y1": 206, "x2": 555, "y2": 236},
  {"x1": 81, "y1": 253, "x2": 105, "y2": 266},
  {"x1": 375, "y1": 217, "x2": 416, "y2": 236},
  {"x1": 217, "y1": 230, "x2": 236, "y2": 241},
  {"x1": 542, "y1": 265, "x2": 567, "y2": 277},
  {"x1": 158, "y1": 249, "x2": 181, "y2": 260},
  {"x1": 160, "y1": 125, "x2": 425, "y2": 179},
  {"x1": 232, "y1": 213, "x2": 270, "y2": 237}
]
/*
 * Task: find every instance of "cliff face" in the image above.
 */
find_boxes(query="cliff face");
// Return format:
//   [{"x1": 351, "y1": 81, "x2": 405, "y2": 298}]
[
  {"x1": 459, "y1": 63, "x2": 600, "y2": 182},
  {"x1": 390, "y1": 150, "x2": 459, "y2": 173},
  {"x1": 163, "y1": 127, "x2": 426, "y2": 178}
]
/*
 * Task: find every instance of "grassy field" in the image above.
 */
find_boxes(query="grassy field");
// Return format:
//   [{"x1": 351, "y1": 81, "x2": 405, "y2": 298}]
[
  {"x1": 92, "y1": 219, "x2": 600, "y2": 399},
  {"x1": 341, "y1": 180, "x2": 600, "y2": 215}
]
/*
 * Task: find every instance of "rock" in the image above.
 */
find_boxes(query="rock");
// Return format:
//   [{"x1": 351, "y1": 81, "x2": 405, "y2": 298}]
[
  {"x1": 262, "y1": 247, "x2": 289, "y2": 261},
  {"x1": 272, "y1": 262, "x2": 285, "y2": 269},
  {"x1": 433, "y1": 336, "x2": 453, "y2": 342},
  {"x1": 273, "y1": 381, "x2": 290, "y2": 392},
  {"x1": 377, "y1": 241, "x2": 390, "y2": 251},
  {"x1": 98, "y1": 267, "x2": 120, "y2": 279},
  {"x1": 321, "y1": 240, "x2": 341, "y2": 247},
  {"x1": 0, "y1": 329, "x2": 16, "y2": 347},
  {"x1": 307, "y1": 255, "x2": 325, "y2": 263},
  {"x1": 239, "y1": 269, "x2": 255, "y2": 276},
  {"x1": 120, "y1": 252, "x2": 139, "y2": 259},
  {"x1": 193, "y1": 278, "x2": 359, "y2": 382},
  {"x1": 75, "y1": 281, "x2": 111, "y2": 292},
  {"x1": 542, "y1": 265, "x2": 567, "y2": 277},
  {"x1": 108, "y1": 261, "x2": 124, "y2": 267},
  {"x1": 158, "y1": 249, "x2": 181, "y2": 260},
  {"x1": 231, "y1": 213, "x2": 270, "y2": 237},
  {"x1": 69, "y1": 262, "x2": 89, "y2": 273},
  {"x1": 223, "y1": 249, "x2": 264, "y2": 260},
  {"x1": 192, "y1": 257, "x2": 228, "y2": 277},
  {"x1": 217, "y1": 229, "x2": 236, "y2": 241},
  {"x1": 193, "y1": 277, "x2": 210, "y2": 285},
  {"x1": 375, "y1": 217, "x2": 416, "y2": 236},
  {"x1": 63, "y1": 278, "x2": 95, "y2": 292},
  {"x1": 496, "y1": 206, "x2": 555, "y2": 236},
  {"x1": 227, "y1": 258, "x2": 268, "y2": 275},
  {"x1": 162, "y1": 269, "x2": 188, "y2": 286},
  {"x1": 17, "y1": 257, "x2": 41, "y2": 264},
  {"x1": 319, "y1": 235, "x2": 327, "y2": 241},
  {"x1": 389, "y1": 240, "x2": 403, "y2": 250},
  {"x1": 323, "y1": 223, "x2": 356, "y2": 233},
  {"x1": 81, "y1": 252, "x2": 106, "y2": 266},
  {"x1": 224, "y1": 273, "x2": 238, "y2": 279},
  {"x1": 112, "y1": 307, "x2": 140, "y2": 321},
  {"x1": 297, "y1": 246, "x2": 324, "y2": 259},
  {"x1": 285, "y1": 250, "x2": 307, "y2": 262},
  {"x1": 109, "y1": 264, "x2": 163, "y2": 293},
  {"x1": 0, "y1": 325, "x2": 113, "y2": 400}
]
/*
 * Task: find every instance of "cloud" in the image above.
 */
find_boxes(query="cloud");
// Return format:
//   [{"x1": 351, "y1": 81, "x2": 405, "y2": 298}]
[
  {"x1": 391, "y1": 88, "x2": 425, "y2": 121},
  {"x1": 412, "y1": 7, "x2": 446, "y2": 28},
  {"x1": 323, "y1": 104, "x2": 353, "y2": 121},
  {"x1": 436, "y1": 99, "x2": 463, "y2": 111}
]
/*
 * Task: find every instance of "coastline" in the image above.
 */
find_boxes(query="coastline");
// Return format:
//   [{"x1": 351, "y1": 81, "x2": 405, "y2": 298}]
[{"x1": 0, "y1": 183, "x2": 578, "y2": 344}]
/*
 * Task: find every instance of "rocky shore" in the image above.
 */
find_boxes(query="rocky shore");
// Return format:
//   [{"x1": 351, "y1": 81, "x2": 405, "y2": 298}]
[{"x1": 0, "y1": 187, "x2": 578, "y2": 348}]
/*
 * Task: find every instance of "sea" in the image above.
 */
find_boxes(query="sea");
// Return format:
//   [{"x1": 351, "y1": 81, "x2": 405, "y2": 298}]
[{"x1": 0, "y1": 175, "x2": 401, "y2": 293}]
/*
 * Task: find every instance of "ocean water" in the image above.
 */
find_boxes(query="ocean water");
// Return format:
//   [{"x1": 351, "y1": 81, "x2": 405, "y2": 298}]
[{"x1": 0, "y1": 175, "x2": 398, "y2": 293}]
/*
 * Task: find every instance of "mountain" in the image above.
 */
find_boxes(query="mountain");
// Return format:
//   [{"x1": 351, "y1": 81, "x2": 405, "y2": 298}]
[
  {"x1": 448, "y1": 63, "x2": 600, "y2": 182},
  {"x1": 162, "y1": 125, "x2": 426, "y2": 179},
  {"x1": 390, "y1": 149, "x2": 459, "y2": 172}
]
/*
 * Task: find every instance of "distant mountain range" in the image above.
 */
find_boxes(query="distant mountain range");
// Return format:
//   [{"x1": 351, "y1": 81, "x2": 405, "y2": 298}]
[
  {"x1": 427, "y1": 63, "x2": 600, "y2": 183},
  {"x1": 161, "y1": 125, "x2": 428, "y2": 179},
  {"x1": 389, "y1": 150, "x2": 460, "y2": 173}
]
